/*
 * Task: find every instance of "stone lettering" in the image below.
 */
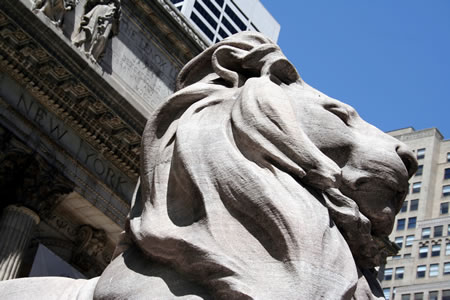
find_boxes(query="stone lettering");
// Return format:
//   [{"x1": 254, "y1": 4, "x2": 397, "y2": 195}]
[
  {"x1": 49, "y1": 117, "x2": 68, "y2": 140},
  {"x1": 17, "y1": 94, "x2": 33, "y2": 116},
  {"x1": 34, "y1": 107, "x2": 47, "y2": 126}
]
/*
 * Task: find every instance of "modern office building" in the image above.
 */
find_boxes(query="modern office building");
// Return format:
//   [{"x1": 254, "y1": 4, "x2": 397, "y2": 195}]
[
  {"x1": 381, "y1": 127, "x2": 450, "y2": 300},
  {"x1": 170, "y1": 0, "x2": 280, "y2": 44}
]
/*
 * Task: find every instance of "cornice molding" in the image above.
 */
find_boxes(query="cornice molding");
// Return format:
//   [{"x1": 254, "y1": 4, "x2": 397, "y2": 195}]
[{"x1": 0, "y1": 5, "x2": 141, "y2": 179}]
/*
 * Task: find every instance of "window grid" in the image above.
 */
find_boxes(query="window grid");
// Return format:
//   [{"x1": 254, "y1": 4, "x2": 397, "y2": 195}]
[
  {"x1": 415, "y1": 165, "x2": 423, "y2": 176},
  {"x1": 429, "y1": 263, "x2": 439, "y2": 277},
  {"x1": 395, "y1": 267, "x2": 404, "y2": 279},
  {"x1": 412, "y1": 182, "x2": 421, "y2": 193},
  {"x1": 434, "y1": 225, "x2": 443, "y2": 237},
  {"x1": 397, "y1": 218, "x2": 406, "y2": 231},
  {"x1": 443, "y1": 185, "x2": 450, "y2": 197},
  {"x1": 417, "y1": 148, "x2": 425, "y2": 159},
  {"x1": 419, "y1": 246, "x2": 428, "y2": 258},
  {"x1": 405, "y1": 235, "x2": 414, "y2": 247},
  {"x1": 401, "y1": 200, "x2": 408, "y2": 213},
  {"x1": 429, "y1": 291, "x2": 438, "y2": 300},
  {"x1": 408, "y1": 217, "x2": 417, "y2": 229},
  {"x1": 410, "y1": 199, "x2": 419, "y2": 211},
  {"x1": 421, "y1": 227, "x2": 430, "y2": 239},
  {"x1": 384, "y1": 268, "x2": 393, "y2": 280},
  {"x1": 395, "y1": 236, "x2": 403, "y2": 248},
  {"x1": 444, "y1": 262, "x2": 450, "y2": 275},
  {"x1": 431, "y1": 244, "x2": 441, "y2": 257},
  {"x1": 416, "y1": 265, "x2": 426, "y2": 278}
]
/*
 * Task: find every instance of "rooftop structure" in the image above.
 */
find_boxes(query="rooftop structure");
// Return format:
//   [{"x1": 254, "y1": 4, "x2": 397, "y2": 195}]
[{"x1": 170, "y1": 0, "x2": 280, "y2": 44}]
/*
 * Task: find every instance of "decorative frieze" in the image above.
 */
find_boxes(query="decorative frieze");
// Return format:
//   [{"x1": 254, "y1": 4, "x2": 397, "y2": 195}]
[
  {"x1": 32, "y1": 0, "x2": 76, "y2": 27},
  {"x1": 72, "y1": 0, "x2": 121, "y2": 62}
]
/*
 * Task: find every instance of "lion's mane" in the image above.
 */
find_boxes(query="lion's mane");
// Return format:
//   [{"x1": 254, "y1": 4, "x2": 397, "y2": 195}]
[{"x1": 128, "y1": 32, "x2": 387, "y2": 299}]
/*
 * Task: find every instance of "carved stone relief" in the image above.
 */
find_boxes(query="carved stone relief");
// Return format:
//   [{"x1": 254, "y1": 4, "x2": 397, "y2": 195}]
[
  {"x1": 32, "y1": 0, "x2": 77, "y2": 27},
  {"x1": 72, "y1": 225, "x2": 107, "y2": 277},
  {"x1": 72, "y1": 0, "x2": 121, "y2": 62}
]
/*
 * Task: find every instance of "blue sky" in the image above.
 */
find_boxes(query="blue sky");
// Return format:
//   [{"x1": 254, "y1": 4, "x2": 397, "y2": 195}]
[{"x1": 260, "y1": 0, "x2": 450, "y2": 138}]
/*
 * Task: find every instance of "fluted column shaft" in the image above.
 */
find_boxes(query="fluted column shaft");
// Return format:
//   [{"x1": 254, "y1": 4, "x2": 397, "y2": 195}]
[{"x1": 0, "y1": 205, "x2": 40, "y2": 280}]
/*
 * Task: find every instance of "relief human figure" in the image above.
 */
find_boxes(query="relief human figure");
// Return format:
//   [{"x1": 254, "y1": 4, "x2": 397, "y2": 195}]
[
  {"x1": 72, "y1": 0, "x2": 120, "y2": 62},
  {"x1": 32, "y1": 0, "x2": 76, "y2": 27}
]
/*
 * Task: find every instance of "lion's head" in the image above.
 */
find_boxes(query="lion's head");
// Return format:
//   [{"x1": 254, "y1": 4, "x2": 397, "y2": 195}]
[{"x1": 128, "y1": 32, "x2": 417, "y2": 299}]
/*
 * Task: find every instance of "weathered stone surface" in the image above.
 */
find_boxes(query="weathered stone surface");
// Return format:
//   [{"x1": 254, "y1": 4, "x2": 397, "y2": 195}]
[
  {"x1": 72, "y1": 0, "x2": 120, "y2": 62},
  {"x1": 0, "y1": 32, "x2": 417, "y2": 299}
]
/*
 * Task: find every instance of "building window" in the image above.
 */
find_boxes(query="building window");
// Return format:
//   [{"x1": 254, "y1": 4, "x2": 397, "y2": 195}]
[
  {"x1": 408, "y1": 217, "x2": 417, "y2": 229},
  {"x1": 410, "y1": 199, "x2": 419, "y2": 211},
  {"x1": 224, "y1": 5, "x2": 246, "y2": 31},
  {"x1": 429, "y1": 263, "x2": 439, "y2": 277},
  {"x1": 448, "y1": 224, "x2": 450, "y2": 236},
  {"x1": 383, "y1": 288, "x2": 391, "y2": 300},
  {"x1": 405, "y1": 235, "x2": 414, "y2": 247},
  {"x1": 428, "y1": 291, "x2": 438, "y2": 300},
  {"x1": 393, "y1": 255, "x2": 401, "y2": 259},
  {"x1": 416, "y1": 148, "x2": 425, "y2": 159},
  {"x1": 415, "y1": 165, "x2": 423, "y2": 176},
  {"x1": 218, "y1": 27, "x2": 229, "y2": 39},
  {"x1": 214, "y1": 0, "x2": 224, "y2": 8},
  {"x1": 419, "y1": 246, "x2": 428, "y2": 258},
  {"x1": 421, "y1": 227, "x2": 430, "y2": 239},
  {"x1": 444, "y1": 262, "x2": 450, "y2": 275},
  {"x1": 445, "y1": 168, "x2": 450, "y2": 180},
  {"x1": 194, "y1": 1, "x2": 218, "y2": 28},
  {"x1": 434, "y1": 225, "x2": 443, "y2": 237},
  {"x1": 447, "y1": 152, "x2": 450, "y2": 162},
  {"x1": 441, "y1": 202, "x2": 449, "y2": 215},
  {"x1": 416, "y1": 265, "x2": 426, "y2": 278},
  {"x1": 444, "y1": 185, "x2": 450, "y2": 197},
  {"x1": 413, "y1": 292, "x2": 424, "y2": 300},
  {"x1": 443, "y1": 290, "x2": 450, "y2": 300},
  {"x1": 395, "y1": 236, "x2": 403, "y2": 248},
  {"x1": 404, "y1": 253, "x2": 411, "y2": 258},
  {"x1": 395, "y1": 266, "x2": 404, "y2": 279},
  {"x1": 412, "y1": 182, "x2": 421, "y2": 193},
  {"x1": 446, "y1": 243, "x2": 450, "y2": 255},
  {"x1": 397, "y1": 218, "x2": 406, "y2": 230},
  {"x1": 190, "y1": 11, "x2": 215, "y2": 40},
  {"x1": 431, "y1": 244, "x2": 441, "y2": 257},
  {"x1": 401, "y1": 294, "x2": 410, "y2": 300},
  {"x1": 384, "y1": 268, "x2": 393, "y2": 280},
  {"x1": 201, "y1": 0, "x2": 221, "y2": 18},
  {"x1": 221, "y1": 16, "x2": 238, "y2": 34},
  {"x1": 401, "y1": 200, "x2": 408, "y2": 213}
]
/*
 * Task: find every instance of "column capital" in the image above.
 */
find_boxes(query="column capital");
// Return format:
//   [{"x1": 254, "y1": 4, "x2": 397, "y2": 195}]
[{"x1": 3, "y1": 205, "x2": 40, "y2": 225}]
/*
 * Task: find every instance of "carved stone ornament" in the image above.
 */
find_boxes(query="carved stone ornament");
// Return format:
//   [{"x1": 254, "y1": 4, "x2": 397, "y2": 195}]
[
  {"x1": 0, "y1": 32, "x2": 418, "y2": 299},
  {"x1": 72, "y1": 0, "x2": 121, "y2": 62},
  {"x1": 32, "y1": 0, "x2": 76, "y2": 27}
]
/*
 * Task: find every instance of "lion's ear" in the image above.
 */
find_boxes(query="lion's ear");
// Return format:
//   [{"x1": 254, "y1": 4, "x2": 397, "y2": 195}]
[
  {"x1": 210, "y1": 44, "x2": 301, "y2": 87},
  {"x1": 211, "y1": 45, "x2": 248, "y2": 88}
]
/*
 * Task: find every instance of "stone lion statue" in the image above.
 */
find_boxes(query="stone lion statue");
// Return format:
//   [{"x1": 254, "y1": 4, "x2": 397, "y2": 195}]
[{"x1": 0, "y1": 32, "x2": 417, "y2": 299}]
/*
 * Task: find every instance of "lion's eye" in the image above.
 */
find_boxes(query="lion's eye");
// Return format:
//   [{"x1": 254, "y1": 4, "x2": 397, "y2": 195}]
[{"x1": 324, "y1": 104, "x2": 350, "y2": 125}]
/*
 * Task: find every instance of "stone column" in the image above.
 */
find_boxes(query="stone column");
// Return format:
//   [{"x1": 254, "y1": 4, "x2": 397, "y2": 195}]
[{"x1": 0, "y1": 205, "x2": 40, "y2": 280}]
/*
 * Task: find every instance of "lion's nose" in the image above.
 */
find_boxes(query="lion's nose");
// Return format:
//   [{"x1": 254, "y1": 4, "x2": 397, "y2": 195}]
[{"x1": 395, "y1": 144, "x2": 418, "y2": 178}]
